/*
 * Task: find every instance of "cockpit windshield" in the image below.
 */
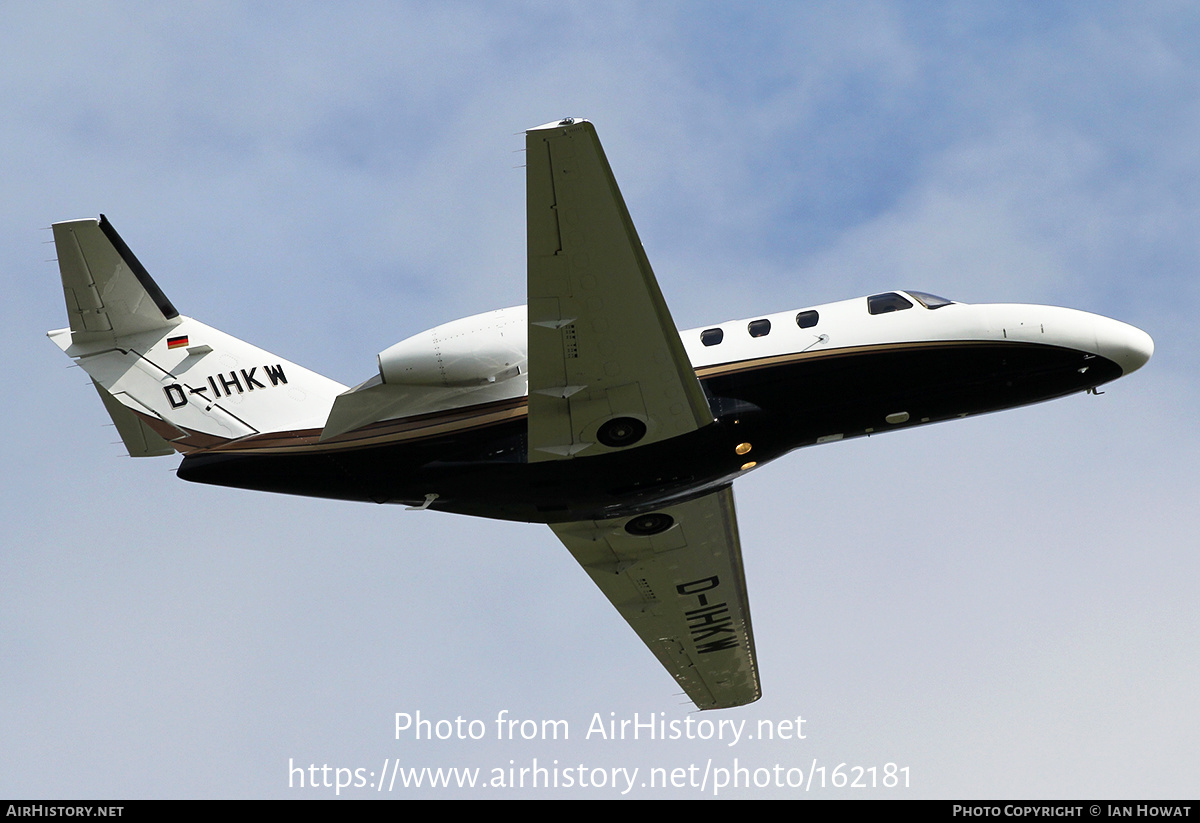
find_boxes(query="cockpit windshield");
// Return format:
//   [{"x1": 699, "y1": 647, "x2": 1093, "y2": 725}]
[{"x1": 905, "y1": 291, "x2": 954, "y2": 309}]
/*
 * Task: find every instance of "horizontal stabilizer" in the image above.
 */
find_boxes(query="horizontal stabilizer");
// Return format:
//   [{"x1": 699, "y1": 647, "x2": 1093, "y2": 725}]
[
  {"x1": 92, "y1": 379, "x2": 176, "y2": 457},
  {"x1": 321, "y1": 373, "x2": 528, "y2": 441},
  {"x1": 321, "y1": 376, "x2": 419, "y2": 440}
]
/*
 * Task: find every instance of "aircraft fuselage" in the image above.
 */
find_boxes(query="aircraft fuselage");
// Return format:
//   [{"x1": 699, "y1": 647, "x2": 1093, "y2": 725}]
[{"x1": 176, "y1": 292, "x2": 1151, "y2": 523}]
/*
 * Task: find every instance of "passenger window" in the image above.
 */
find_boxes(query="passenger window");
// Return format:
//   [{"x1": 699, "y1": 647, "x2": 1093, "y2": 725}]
[
  {"x1": 701, "y1": 328, "x2": 724, "y2": 346},
  {"x1": 796, "y1": 310, "x2": 819, "y2": 329},
  {"x1": 867, "y1": 293, "x2": 913, "y2": 315},
  {"x1": 748, "y1": 319, "x2": 771, "y2": 338}
]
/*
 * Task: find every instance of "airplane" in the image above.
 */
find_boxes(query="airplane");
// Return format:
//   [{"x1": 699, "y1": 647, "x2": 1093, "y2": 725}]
[{"x1": 47, "y1": 118, "x2": 1153, "y2": 711}]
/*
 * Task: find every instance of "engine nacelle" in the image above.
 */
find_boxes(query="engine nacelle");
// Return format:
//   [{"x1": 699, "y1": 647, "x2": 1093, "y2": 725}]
[{"x1": 378, "y1": 306, "x2": 527, "y2": 387}]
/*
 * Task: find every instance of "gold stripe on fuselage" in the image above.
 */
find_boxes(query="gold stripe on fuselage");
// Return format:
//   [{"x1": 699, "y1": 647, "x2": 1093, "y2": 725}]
[{"x1": 173, "y1": 339, "x2": 1018, "y2": 457}]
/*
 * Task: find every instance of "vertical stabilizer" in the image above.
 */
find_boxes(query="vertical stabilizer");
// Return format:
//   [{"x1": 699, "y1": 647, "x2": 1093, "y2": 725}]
[
  {"x1": 48, "y1": 217, "x2": 347, "y2": 455},
  {"x1": 54, "y1": 215, "x2": 179, "y2": 340}
]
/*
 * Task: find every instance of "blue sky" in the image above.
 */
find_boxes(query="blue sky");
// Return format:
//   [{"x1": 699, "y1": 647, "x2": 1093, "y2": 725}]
[{"x1": 2, "y1": 2, "x2": 1197, "y2": 798}]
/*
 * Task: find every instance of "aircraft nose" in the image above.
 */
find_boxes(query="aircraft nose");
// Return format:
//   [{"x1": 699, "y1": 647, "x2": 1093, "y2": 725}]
[{"x1": 1094, "y1": 315, "x2": 1154, "y2": 376}]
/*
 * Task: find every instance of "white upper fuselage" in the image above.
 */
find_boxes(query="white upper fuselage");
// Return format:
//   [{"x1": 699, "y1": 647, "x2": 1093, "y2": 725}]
[
  {"x1": 679, "y1": 293, "x2": 1153, "y2": 377},
  {"x1": 367, "y1": 291, "x2": 1153, "y2": 427}
]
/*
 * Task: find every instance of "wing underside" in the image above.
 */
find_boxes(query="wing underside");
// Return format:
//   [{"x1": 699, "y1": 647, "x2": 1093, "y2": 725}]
[
  {"x1": 525, "y1": 118, "x2": 713, "y2": 462},
  {"x1": 527, "y1": 119, "x2": 758, "y2": 708},
  {"x1": 551, "y1": 486, "x2": 760, "y2": 709}
]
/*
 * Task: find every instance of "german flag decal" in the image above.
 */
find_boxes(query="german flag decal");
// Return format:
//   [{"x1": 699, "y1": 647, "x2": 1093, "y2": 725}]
[{"x1": 167, "y1": 335, "x2": 189, "y2": 349}]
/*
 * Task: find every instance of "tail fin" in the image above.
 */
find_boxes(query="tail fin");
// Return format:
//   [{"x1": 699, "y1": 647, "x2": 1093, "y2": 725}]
[{"x1": 48, "y1": 217, "x2": 347, "y2": 455}]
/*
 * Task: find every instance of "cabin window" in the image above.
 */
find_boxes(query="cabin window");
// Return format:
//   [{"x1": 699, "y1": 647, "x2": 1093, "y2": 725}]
[
  {"x1": 748, "y1": 319, "x2": 771, "y2": 338},
  {"x1": 907, "y1": 291, "x2": 954, "y2": 309},
  {"x1": 701, "y1": 328, "x2": 724, "y2": 346},
  {"x1": 796, "y1": 310, "x2": 819, "y2": 329},
  {"x1": 867, "y1": 292, "x2": 913, "y2": 315}
]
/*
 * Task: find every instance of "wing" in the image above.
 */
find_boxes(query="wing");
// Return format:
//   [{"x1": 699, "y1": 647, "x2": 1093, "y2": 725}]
[
  {"x1": 551, "y1": 486, "x2": 760, "y2": 710},
  {"x1": 525, "y1": 118, "x2": 713, "y2": 461}
]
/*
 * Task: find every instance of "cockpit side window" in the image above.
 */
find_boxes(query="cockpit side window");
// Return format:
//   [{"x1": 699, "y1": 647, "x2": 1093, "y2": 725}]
[
  {"x1": 701, "y1": 328, "x2": 724, "y2": 346},
  {"x1": 867, "y1": 292, "x2": 914, "y2": 315}
]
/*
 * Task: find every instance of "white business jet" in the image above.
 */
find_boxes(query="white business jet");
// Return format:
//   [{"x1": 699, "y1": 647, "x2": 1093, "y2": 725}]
[{"x1": 48, "y1": 118, "x2": 1152, "y2": 710}]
